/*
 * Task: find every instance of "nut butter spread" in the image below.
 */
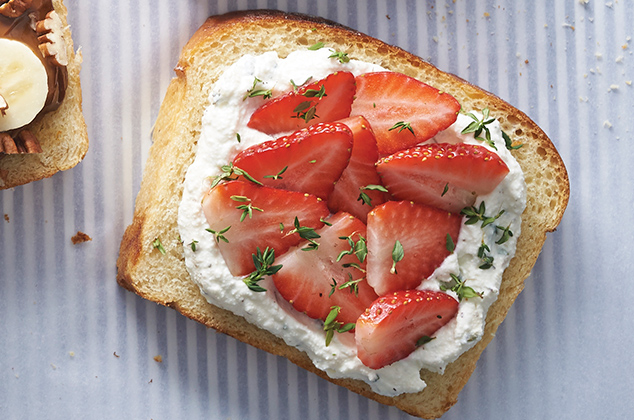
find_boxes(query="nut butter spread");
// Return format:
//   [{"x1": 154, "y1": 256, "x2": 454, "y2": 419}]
[{"x1": 0, "y1": 0, "x2": 69, "y2": 154}]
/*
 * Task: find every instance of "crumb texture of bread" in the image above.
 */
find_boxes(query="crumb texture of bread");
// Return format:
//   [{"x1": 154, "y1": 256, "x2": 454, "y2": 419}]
[
  {"x1": 0, "y1": 0, "x2": 89, "y2": 189},
  {"x1": 117, "y1": 10, "x2": 569, "y2": 419}
]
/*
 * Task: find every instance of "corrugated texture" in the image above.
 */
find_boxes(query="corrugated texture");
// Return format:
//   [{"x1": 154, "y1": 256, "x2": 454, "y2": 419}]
[{"x1": 1, "y1": 1, "x2": 632, "y2": 419}]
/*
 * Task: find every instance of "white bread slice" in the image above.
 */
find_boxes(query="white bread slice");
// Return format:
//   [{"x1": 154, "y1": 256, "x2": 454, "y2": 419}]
[
  {"x1": 117, "y1": 10, "x2": 569, "y2": 418},
  {"x1": 0, "y1": 0, "x2": 88, "y2": 189}
]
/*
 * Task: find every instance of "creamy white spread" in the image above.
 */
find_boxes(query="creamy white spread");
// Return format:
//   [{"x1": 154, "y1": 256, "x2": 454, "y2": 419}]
[{"x1": 178, "y1": 48, "x2": 526, "y2": 396}]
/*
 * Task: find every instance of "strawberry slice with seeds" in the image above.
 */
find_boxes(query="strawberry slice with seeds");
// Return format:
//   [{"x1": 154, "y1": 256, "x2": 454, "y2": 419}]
[
  {"x1": 377, "y1": 143, "x2": 510, "y2": 213},
  {"x1": 273, "y1": 212, "x2": 378, "y2": 325},
  {"x1": 327, "y1": 116, "x2": 388, "y2": 223},
  {"x1": 202, "y1": 180, "x2": 329, "y2": 276},
  {"x1": 233, "y1": 122, "x2": 353, "y2": 199},
  {"x1": 247, "y1": 71, "x2": 356, "y2": 135},
  {"x1": 356, "y1": 290, "x2": 459, "y2": 369},
  {"x1": 350, "y1": 72, "x2": 461, "y2": 156},
  {"x1": 366, "y1": 201, "x2": 461, "y2": 296}
]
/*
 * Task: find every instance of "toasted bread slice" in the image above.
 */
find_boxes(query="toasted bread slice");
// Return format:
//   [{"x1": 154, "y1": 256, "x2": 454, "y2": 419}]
[
  {"x1": 0, "y1": 0, "x2": 88, "y2": 189},
  {"x1": 117, "y1": 10, "x2": 569, "y2": 418}
]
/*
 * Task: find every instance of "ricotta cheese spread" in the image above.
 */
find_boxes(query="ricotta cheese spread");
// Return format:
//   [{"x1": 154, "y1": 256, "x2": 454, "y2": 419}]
[{"x1": 178, "y1": 48, "x2": 526, "y2": 396}]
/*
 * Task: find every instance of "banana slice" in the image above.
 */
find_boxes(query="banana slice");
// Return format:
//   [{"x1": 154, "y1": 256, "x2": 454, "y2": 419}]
[{"x1": 0, "y1": 38, "x2": 48, "y2": 132}]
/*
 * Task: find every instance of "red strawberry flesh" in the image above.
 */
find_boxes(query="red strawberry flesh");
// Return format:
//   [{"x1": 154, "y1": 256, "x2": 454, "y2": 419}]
[
  {"x1": 273, "y1": 212, "x2": 378, "y2": 324},
  {"x1": 350, "y1": 72, "x2": 460, "y2": 156},
  {"x1": 366, "y1": 200, "x2": 462, "y2": 296},
  {"x1": 356, "y1": 290, "x2": 459, "y2": 369},
  {"x1": 202, "y1": 180, "x2": 329, "y2": 276},
  {"x1": 233, "y1": 122, "x2": 353, "y2": 199},
  {"x1": 377, "y1": 143, "x2": 510, "y2": 213},
  {"x1": 327, "y1": 116, "x2": 388, "y2": 222},
  {"x1": 247, "y1": 71, "x2": 356, "y2": 135}
]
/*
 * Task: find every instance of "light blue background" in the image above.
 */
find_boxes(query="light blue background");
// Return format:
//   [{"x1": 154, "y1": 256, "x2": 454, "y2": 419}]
[{"x1": 1, "y1": 1, "x2": 632, "y2": 419}]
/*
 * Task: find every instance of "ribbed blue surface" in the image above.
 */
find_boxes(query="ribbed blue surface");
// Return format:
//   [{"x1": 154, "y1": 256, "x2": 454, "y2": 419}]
[{"x1": 1, "y1": 0, "x2": 633, "y2": 418}]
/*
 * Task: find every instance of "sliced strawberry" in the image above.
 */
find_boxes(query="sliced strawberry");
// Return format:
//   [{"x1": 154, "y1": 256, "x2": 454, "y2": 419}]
[
  {"x1": 377, "y1": 143, "x2": 510, "y2": 213},
  {"x1": 233, "y1": 122, "x2": 353, "y2": 199},
  {"x1": 366, "y1": 201, "x2": 461, "y2": 296},
  {"x1": 350, "y1": 72, "x2": 461, "y2": 156},
  {"x1": 202, "y1": 180, "x2": 329, "y2": 276},
  {"x1": 273, "y1": 212, "x2": 378, "y2": 325},
  {"x1": 247, "y1": 71, "x2": 356, "y2": 135},
  {"x1": 356, "y1": 290, "x2": 459, "y2": 369},
  {"x1": 327, "y1": 116, "x2": 388, "y2": 223}
]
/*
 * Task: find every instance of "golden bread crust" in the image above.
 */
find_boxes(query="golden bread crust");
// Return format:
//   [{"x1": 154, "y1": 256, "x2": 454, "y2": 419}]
[{"x1": 117, "y1": 10, "x2": 569, "y2": 418}]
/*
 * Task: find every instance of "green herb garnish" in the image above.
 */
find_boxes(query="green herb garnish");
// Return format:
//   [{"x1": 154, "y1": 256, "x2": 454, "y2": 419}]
[
  {"x1": 323, "y1": 306, "x2": 356, "y2": 346},
  {"x1": 243, "y1": 247, "x2": 282, "y2": 292},
  {"x1": 231, "y1": 195, "x2": 263, "y2": 222},
  {"x1": 416, "y1": 335, "x2": 435, "y2": 347},
  {"x1": 461, "y1": 201, "x2": 504, "y2": 228},
  {"x1": 211, "y1": 163, "x2": 262, "y2": 188},
  {"x1": 388, "y1": 121, "x2": 415, "y2": 136},
  {"x1": 328, "y1": 50, "x2": 350, "y2": 63},
  {"x1": 461, "y1": 107, "x2": 497, "y2": 149},
  {"x1": 308, "y1": 42, "x2": 325, "y2": 50},
  {"x1": 243, "y1": 77, "x2": 273, "y2": 100},
  {"x1": 477, "y1": 242, "x2": 494, "y2": 269},
  {"x1": 390, "y1": 240, "x2": 404, "y2": 274},
  {"x1": 152, "y1": 238, "x2": 166, "y2": 255},
  {"x1": 502, "y1": 130, "x2": 523, "y2": 150},
  {"x1": 206, "y1": 226, "x2": 231, "y2": 243},
  {"x1": 441, "y1": 273, "x2": 483, "y2": 301},
  {"x1": 358, "y1": 184, "x2": 389, "y2": 206},
  {"x1": 263, "y1": 166, "x2": 288, "y2": 180}
]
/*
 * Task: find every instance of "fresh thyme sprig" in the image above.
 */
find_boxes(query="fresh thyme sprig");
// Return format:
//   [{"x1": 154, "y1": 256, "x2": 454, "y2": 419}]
[
  {"x1": 308, "y1": 42, "x2": 325, "y2": 50},
  {"x1": 477, "y1": 242, "x2": 494, "y2": 269},
  {"x1": 337, "y1": 234, "x2": 368, "y2": 263},
  {"x1": 189, "y1": 240, "x2": 199, "y2": 252},
  {"x1": 328, "y1": 50, "x2": 350, "y2": 63},
  {"x1": 303, "y1": 84, "x2": 326, "y2": 99},
  {"x1": 243, "y1": 247, "x2": 282, "y2": 292},
  {"x1": 211, "y1": 163, "x2": 262, "y2": 188},
  {"x1": 461, "y1": 201, "x2": 505, "y2": 228},
  {"x1": 390, "y1": 240, "x2": 404, "y2": 274},
  {"x1": 441, "y1": 273, "x2": 483, "y2": 301},
  {"x1": 495, "y1": 224, "x2": 514, "y2": 245},
  {"x1": 286, "y1": 217, "x2": 321, "y2": 251},
  {"x1": 502, "y1": 130, "x2": 523, "y2": 150},
  {"x1": 330, "y1": 274, "x2": 363, "y2": 297},
  {"x1": 230, "y1": 195, "x2": 263, "y2": 222},
  {"x1": 323, "y1": 306, "x2": 356, "y2": 346},
  {"x1": 292, "y1": 101, "x2": 319, "y2": 123},
  {"x1": 243, "y1": 77, "x2": 273, "y2": 100},
  {"x1": 263, "y1": 166, "x2": 288, "y2": 180},
  {"x1": 152, "y1": 238, "x2": 166, "y2": 255},
  {"x1": 358, "y1": 184, "x2": 389, "y2": 206},
  {"x1": 388, "y1": 121, "x2": 415, "y2": 136},
  {"x1": 461, "y1": 107, "x2": 497, "y2": 149},
  {"x1": 206, "y1": 226, "x2": 231, "y2": 243}
]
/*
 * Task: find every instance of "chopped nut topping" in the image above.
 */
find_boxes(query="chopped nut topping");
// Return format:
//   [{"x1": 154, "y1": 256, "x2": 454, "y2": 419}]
[
  {"x1": 0, "y1": 0, "x2": 32, "y2": 18},
  {"x1": 36, "y1": 10, "x2": 68, "y2": 67},
  {"x1": 0, "y1": 130, "x2": 42, "y2": 154}
]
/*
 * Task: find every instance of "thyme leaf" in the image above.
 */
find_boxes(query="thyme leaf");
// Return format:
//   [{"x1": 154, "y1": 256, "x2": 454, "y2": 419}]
[
  {"x1": 243, "y1": 247, "x2": 282, "y2": 292},
  {"x1": 460, "y1": 107, "x2": 497, "y2": 149},
  {"x1": 152, "y1": 238, "x2": 166, "y2": 255},
  {"x1": 440, "y1": 273, "x2": 483, "y2": 302},
  {"x1": 323, "y1": 306, "x2": 355, "y2": 346},
  {"x1": 388, "y1": 121, "x2": 415, "y2": 136},
  {"x1": 390, "y1": 240, "x2": 404, "y2": 274}
]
